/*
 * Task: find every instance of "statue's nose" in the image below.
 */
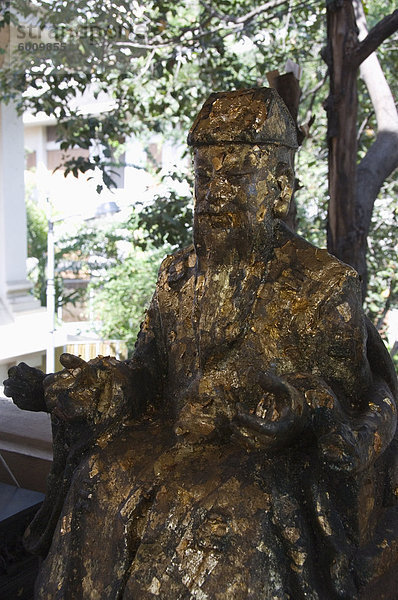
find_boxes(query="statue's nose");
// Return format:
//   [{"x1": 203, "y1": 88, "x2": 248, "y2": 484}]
[
  {"x1": 206, "y1": 176, "x2": 233, "y2": 204},
  {"x1": 7, "y1": 366, "x2": 18, "y2": 378}
]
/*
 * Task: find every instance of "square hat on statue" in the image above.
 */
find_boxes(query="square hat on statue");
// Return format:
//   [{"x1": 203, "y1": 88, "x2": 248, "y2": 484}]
[{"x1": 187, "y1": 87, "x2": 298, "y2": 149}]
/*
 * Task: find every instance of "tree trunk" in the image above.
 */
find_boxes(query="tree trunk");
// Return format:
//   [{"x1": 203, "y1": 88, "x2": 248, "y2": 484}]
[
  {"x1": 325, "y1": 0, "x2": 398, "y2": 296},
  {"x1": 325, "y1": 0, "x2": 359, "y2": 271}
]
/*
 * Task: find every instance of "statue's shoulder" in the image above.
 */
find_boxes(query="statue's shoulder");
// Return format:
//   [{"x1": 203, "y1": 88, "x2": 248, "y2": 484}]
[
  {"x1": 157, "y1": 244, "x2": 196, "y2": 289},
  {"x1": 274, "y1": 221, "x2": 360, "y2": 291}
]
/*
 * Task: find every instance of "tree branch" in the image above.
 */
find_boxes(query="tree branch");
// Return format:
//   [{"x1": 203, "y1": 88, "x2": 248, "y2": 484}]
[
  {"x1": 353, "y1": 0, "x2": 398, "y2": 133},
  {"x1": 351, "y1": 1, "x2": 398, "y2": 289},
  {"x1": 351, "y1": 0, "x2": 398, "y2": 291},
  {"x1": 300, "y1": 71, "x2": 328, "y2": 102},
  {"x1": 376, "y1": 277, "x2": 394, "y2": 331},
  {"x1": 235, "y1": 0, "x2": 288, "y2": 24},
  {"x1": 199, "y1": 0, "x2": 291, "y2": 25},
  {"x1": 351, "y1": 9, "x2": 398, "y2": 69},
  {"x1": 113, "y1": 0, "x2": 294, "y2": 52},
  {"x1": 357, "y1": 109, "x2": 374, "y2": 142},
  {"x1": 355, "y1": 131, "x2": 398, "y2": 232}
]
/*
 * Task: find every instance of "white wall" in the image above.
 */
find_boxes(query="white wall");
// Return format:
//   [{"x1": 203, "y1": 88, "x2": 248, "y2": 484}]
[
  {"x1": 0, "y1": 102, "x2": 40, "y2": 314},
  {"x1": 0, "y1": 102, "x2": 47, "y2": 376}
]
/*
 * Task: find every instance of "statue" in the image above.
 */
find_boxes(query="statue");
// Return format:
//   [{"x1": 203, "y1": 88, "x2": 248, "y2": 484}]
[{"x1": 4, "y1": 88, "x2": 398, "y2": 600}]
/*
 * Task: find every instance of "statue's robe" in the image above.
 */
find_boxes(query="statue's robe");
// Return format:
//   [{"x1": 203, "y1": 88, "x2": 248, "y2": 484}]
[{"x1": 33, "y1": 221, "x2": 398, "y2": 600}]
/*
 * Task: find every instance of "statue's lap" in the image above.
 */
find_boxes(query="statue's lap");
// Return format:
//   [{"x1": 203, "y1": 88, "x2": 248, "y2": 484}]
[{"x1": 36, "y1": 418, "x2": 330, "y2": 599}]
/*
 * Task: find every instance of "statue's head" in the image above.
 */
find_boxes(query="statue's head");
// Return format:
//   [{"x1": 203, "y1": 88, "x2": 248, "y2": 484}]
[{"x1": 188, "y1": 88, "x2": 297, "y2": 260}]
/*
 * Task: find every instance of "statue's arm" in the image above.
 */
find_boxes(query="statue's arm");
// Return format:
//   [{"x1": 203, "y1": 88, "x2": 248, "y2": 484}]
[
  {"x1": 236, "y1": 368, "x2": 397, "y2": 472},
  {"x1": 235, "y1": 269, "x2": 397, "y2": 463},
  {"x1": 310, "y1": 273, "x2": 397, "y2": 472},
  {"x1": 3, "y1": 276, "x2": 166, "y2": 421},
  {"x1": 42, "y1": 292, "x2": 166, "y2": 424},
  {"x1": 3, "y1": 362, "x2": 47, "y2": 412},
  {"x1": 316, "y1": 375, "x2": 397, "y2": 474}
]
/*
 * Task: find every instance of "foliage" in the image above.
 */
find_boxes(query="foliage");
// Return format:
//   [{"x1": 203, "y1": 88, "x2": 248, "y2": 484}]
[
  {"x1": 26, "y1": 199, "x2": 167, "y2": 350},
  {"x1": 365, "y1": 177, "x2": 398, "y2": 339},
  {"x1": 136, "y1": 165, "x2": 194, "y2": 249},
  {"x1": 90, "y1": 244, "x2": 167, "y2": 353},
  {"x1": 3, "y1": 0, "x2": 398, "y2": 350},
  {"x1": 25, "y1": 197, "x2": 128, "y2": 309},
  {"x1": 26, "y1": 198, "x2": 49, "y2": 305},
  {"x1": 56, "y1": 221, "x2": 121, "y2": 277},
  {"x1": 294, "y1": 131, "x2": 329, "y2": 248},
  {"x1": 0, "y1": 0, "x2": 328, "y2": 186}
]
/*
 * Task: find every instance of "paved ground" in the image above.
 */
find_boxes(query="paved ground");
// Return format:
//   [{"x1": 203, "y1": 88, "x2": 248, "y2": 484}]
[
  {"x1": 0, "y1": 482, "x2": 44, "y2": 522},
  {"x1": 0, "y1": 390, "x2": 52, "y2": 493}
]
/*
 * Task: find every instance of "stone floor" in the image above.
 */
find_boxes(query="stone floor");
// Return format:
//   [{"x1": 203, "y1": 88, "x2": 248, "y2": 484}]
[
  {"x1": 0, "y1": 392, "x2": 51, "y2": 598},
  {"x1": 0, "y1": 482, "x2": 43, "y2": 522},
  {"x1": 0, "y1": 484, "x2": 43, "y2": 600},
  {"x1": 0, "y1": 391, "x2": 52, "y2": 493}
]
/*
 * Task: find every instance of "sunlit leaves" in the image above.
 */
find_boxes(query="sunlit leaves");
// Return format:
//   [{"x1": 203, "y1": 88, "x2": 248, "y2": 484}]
[{"x1": 3, "y1": 0, "x2": 398, "y2": 342}]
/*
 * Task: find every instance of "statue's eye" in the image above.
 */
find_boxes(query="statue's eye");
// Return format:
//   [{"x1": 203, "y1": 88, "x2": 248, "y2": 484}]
[
  {"x1": 225, "y1": 173, "x2": 250, "y2": 184},
  {"x1": 196, "y1": 169, "x2": 211, "y2": 180}
]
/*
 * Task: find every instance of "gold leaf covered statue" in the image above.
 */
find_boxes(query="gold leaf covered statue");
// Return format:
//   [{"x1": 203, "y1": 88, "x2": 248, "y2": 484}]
[{"x1": 4, "y1": 88, "x2": 398, "y2": 600}]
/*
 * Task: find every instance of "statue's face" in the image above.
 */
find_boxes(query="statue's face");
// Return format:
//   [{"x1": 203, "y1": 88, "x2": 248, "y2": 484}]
[{"x1": 193, "y1": 144, "x2": 294, "y2": 229}]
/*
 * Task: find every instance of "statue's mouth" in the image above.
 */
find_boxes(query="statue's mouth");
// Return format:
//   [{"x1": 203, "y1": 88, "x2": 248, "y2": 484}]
[
  {"x1": 195, "y1": 209, "x2": 247, "y2": 230},
  {"x1": 196, "y1": 204, "x2": 240, "y2": 215}
]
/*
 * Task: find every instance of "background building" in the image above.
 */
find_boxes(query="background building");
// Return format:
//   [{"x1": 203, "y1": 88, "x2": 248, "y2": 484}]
[{"x1": 0, "y1": 101, "x2": 49, "y2": 383}]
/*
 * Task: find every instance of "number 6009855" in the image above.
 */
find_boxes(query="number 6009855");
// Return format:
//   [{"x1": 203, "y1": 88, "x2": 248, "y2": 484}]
[{"x1": 18, "y1": 42, "x2": 67, "y2": 52}]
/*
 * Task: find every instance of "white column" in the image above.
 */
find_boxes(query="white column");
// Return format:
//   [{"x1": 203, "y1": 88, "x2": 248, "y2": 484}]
[
  {"x1": 36, "y1": 125, "x2": 47, "y2": 170},
  {"x1": 0, "y1": 102, "x2": 40, "y2": 314},
  {"x1": 46, "y1": 219, "x2": 55, "y2": 373}
]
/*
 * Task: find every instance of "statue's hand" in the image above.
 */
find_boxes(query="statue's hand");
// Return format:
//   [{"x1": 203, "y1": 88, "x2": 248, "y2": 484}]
[
  {"x1": 318, "y1": 426, "x2": 363, "y2": 473},
  {"x1": 3, "y1": 362, "x2": 47, "y2": 412},
  {"x1": 313, "y1": 386, "x2": 397, "y2": 474},
  {"x1": 44, "y1": 353, "x2": 131, "y2": 424},
  {"x1": 313, "y1": 407, "x2": 365, "y2": 473},
  {"x1": 234, "y1": 372, "x2": 308, "y2": 450}
]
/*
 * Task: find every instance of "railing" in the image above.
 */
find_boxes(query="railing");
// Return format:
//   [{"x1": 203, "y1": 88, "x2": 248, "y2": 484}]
[{"x1": 64, "y1": 340, "x2": 128, "y2": 362}]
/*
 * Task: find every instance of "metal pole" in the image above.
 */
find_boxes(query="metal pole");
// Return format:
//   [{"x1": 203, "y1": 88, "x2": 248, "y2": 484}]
[
  {"x1": 0, "y1": 452, "x2": 21, "y2": 488},
  {"x1": 46, "y1": 218, "x2": 55, "y2": 373}
]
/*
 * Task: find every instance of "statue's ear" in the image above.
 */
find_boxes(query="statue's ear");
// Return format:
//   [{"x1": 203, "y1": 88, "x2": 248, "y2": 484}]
[
  {"x1": 272, "y1": 162, "x2": 294, "y2": 219},
  {"x1": 273, "y1": 174, "x2": 292, "y2": 218}
]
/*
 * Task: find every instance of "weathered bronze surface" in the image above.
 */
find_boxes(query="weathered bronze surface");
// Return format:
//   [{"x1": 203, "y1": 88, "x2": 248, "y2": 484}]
[{"x1": 4, "y1": 88, "x2": 398, "y2": 600}]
